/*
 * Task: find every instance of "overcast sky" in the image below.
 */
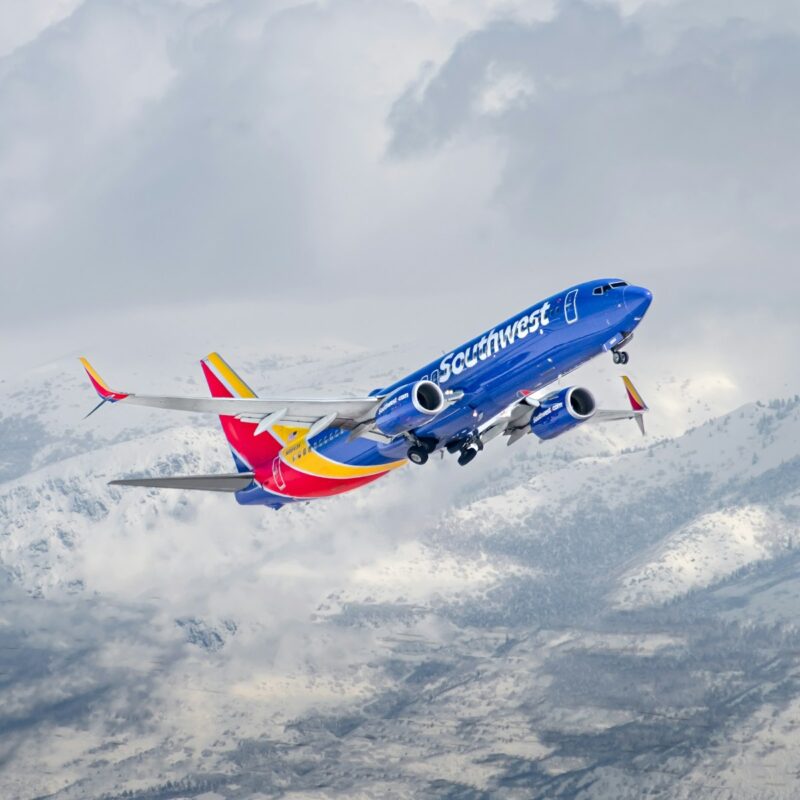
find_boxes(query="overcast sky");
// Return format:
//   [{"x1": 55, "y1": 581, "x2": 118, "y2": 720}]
[{"x1": 2, "y1": 0, "x2": 799, "y2": 400}]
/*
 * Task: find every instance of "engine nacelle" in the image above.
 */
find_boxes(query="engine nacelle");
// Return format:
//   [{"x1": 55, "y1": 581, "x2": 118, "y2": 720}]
[
  {"x1": 530, "y1": 386, "x2": 596, "y2": 440},
  {"x1": 375, "y1": 380, "x2": 446, "y2": 437}
]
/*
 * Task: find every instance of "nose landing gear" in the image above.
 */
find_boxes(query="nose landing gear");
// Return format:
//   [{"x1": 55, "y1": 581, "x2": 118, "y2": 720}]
[{"x1": 610, "y1": 331, "x2": 633, "y2": 365}]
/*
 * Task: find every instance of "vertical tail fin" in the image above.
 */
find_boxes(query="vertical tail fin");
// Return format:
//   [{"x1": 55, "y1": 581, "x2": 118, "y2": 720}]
[{"x1": 200, "y1": 352, "x2": 282, "y2": 471}]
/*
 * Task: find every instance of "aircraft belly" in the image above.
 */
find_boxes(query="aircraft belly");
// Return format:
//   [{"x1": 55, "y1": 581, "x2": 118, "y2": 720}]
[
  {"x1": 317, "y1": 430, "x2": 400, "y2": 468},
  {"x1": 248, "y1": 430, "x2": 404, "y2": 502}
]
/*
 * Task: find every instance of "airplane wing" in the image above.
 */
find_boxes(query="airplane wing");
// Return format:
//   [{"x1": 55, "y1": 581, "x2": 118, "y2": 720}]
[
  {"x1": 589, "y1": 375, "x2": 648, "y2": 434},
  {"x1": 80, "y1": 358, "x2": 382, "y2": 431},
  {"x1": 479, "y1": 376, "x2": 648, "y2": 444},
  {"x1": 478, "y1": 392, "x2": 541, "y2": 446}
]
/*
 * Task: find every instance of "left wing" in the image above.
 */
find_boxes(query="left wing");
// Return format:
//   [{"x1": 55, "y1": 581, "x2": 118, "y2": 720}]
[{"x1": 80, "y1": 357, "x2": 382, "y2": 432}]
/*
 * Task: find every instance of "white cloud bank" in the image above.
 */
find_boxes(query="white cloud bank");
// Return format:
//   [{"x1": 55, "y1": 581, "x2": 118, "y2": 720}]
[{"x1": 1, "y1": 0, "x2": 798, "y2": 402}]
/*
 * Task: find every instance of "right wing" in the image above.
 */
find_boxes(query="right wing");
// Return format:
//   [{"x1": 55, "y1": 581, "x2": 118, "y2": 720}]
[
  {"x1": 478, "y1": 391, "x2": 541, "y2": 446},
  {"x1": 477, "y1": 375, "x2": 648, "y2": 445},
  {"x1": 590, "y1": 375, "x2": 648, "y2": 434},
  {"x1": 80, "y1": 357, "x2": 382, "y2": 431}
]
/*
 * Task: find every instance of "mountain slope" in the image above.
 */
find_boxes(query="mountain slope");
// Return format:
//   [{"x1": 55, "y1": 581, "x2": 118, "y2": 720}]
[{"x1": 0, "y1": 354, "x2": 799, "y2": 799}]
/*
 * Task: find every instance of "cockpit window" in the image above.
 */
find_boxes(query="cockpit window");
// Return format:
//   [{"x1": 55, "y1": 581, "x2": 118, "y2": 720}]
[{"x1": 594, "y1": 281, "x2": 628, "y2": 295}]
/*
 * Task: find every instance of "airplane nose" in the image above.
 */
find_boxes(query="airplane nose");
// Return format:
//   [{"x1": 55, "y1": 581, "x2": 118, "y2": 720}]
[{"x1": 623, "y1": 285, "x2": 653, "y2": 316}]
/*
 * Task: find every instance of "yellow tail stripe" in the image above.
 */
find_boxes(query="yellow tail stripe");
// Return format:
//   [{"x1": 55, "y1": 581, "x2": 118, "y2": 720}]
[
  {"x1": 280, "y1": 434, "x2": 406, "y2": 479},
  {"x1": 206, "y1": 352, "x2": 257, "y2": 398},
  {"x1": 271, "y1": 423, "x2": 327, "y2": 449},
  {"x1": 204, "y1": 353, "x2": 407, "y2": 478},
  {"x1": 287, "y1": 448, "x2": 407, "y2": 479}
]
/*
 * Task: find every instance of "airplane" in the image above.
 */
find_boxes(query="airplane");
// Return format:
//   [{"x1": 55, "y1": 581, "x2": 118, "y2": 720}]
[{"x1": 80, "y1": 278, "x2": 652, "y2": 509}]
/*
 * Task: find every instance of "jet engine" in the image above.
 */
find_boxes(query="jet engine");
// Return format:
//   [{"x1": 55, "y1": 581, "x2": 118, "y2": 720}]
[
  {"x1": 375, "y1": 380, "x2": 446, "y2": 437},
  {"x1": 529, "y1": 386, "x2": 595, "y2": 440}
]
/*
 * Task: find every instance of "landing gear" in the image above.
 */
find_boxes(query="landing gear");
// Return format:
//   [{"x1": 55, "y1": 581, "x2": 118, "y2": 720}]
[
  {"x1": 457, "y1": 445, "x2": 479, "y2": 466},
  {"x1": 406, "y1": 435, "x2": 437, "y2": 465},
  {"x1": 407, "y1": 445, "x2": 429, "y2": 465},
  {"x1": 457, "y1": 433, "x2": 484, "y2": 466},
  {"x1": 610, "y1": 332, "x2": 633, "y2": 365},
  {"x1": 444, "y1": 433, "x2": 483, "y2": 466}
]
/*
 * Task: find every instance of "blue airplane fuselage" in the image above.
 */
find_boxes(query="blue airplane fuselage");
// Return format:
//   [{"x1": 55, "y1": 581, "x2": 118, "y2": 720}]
[{"x1": 235, "y1": 278, "x2": 653, "y2": 507}]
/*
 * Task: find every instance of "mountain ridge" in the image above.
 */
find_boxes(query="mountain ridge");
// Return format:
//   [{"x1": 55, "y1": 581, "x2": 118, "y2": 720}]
[{"x1": 1, "y1": 354, "x2": 799, "y2": 798}]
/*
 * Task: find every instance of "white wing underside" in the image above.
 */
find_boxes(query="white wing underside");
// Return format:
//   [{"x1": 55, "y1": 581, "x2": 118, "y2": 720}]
[
  {"x1": 591, "y1": 408, "x2": 645, "y2": 422},
  {"x1": 479, "y1": 397, "x2": 540, "y2": 444}
]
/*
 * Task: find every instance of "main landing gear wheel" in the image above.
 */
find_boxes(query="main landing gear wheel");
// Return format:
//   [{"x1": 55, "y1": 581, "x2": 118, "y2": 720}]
[
  {"x1": 457, "y1": 445, "x2": 479, "y2": 467},
  {"x1": 613, "y1": 351, "x2": 629, "y2": 365},
  {"x1": 407, "y1": 445, "x2": 429, "y2": 465}
]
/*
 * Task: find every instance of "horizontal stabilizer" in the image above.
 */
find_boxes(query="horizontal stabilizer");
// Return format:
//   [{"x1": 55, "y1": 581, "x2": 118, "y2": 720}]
[{"x1": 109, "y1": 472, "x2": 255, "y2": 492}]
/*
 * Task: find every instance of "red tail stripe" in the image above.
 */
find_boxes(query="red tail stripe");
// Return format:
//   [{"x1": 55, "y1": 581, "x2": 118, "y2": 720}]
[{"x1": 200, "y1": 360, "x2": 233, "y2": 398}]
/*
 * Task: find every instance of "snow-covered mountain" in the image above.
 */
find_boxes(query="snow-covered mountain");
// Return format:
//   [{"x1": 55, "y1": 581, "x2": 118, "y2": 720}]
[{"x1": 1, "y1": 349, "x2": 799, "y2": 799}]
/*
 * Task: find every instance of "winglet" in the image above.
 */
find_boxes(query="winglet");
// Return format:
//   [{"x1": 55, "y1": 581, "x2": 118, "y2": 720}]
[
  {"x1": 622, "y1": 375, "x2": 647, "y2": 412},
  {"x1": 79, "y1": 358, "x2": 129, "y2": 416},
  {"x1": 622, "y1": 375, "x2": 647, "y2": 435},
  {"x1": 202, "y1": 352, "x2": 257, "y2": 399}
]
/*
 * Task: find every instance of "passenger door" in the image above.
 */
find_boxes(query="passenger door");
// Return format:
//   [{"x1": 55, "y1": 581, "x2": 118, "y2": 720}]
[{"x1": 565, "y1": 289, "x2": 579, "y2": 324}]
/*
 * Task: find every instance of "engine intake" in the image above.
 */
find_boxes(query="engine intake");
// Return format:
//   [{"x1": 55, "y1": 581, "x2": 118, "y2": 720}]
[
  {"x1": 530, "y1": 386, "x2": 596, "y2": 441},
  {"x1": 375, "y1": 380, "x2": 445, "y2": 437}
]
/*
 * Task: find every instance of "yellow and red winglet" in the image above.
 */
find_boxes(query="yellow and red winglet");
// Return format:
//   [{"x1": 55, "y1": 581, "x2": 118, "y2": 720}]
[
  {"x1": 622, "y1": 375, "x2": 647, "y2": 412},
  {"x1": 201, "y1": 352, "x2": 258, "y2": 399},
  {"x1": 80, "y1": 358, "x2": 129, "y2": 415}
]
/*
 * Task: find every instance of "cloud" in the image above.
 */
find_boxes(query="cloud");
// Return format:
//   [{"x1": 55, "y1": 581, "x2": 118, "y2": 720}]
[
  {"x1": 388, "y1": 1, "x2": 800, "y2": 273},
  {"x1": 0, "y1": 0, "x2": 84, "y2": 58},
  {"x1": 386, "y1": 0, "x2": 800, "y2": 389},
  {"x1": 1, "y1": 0, "x2": 484, "y2": 323},
  {"x1": 1, "y1": 0, "x2": 799, "y2": 394},
  {"x1": 4, "y1": 3, "x2": 800, "y2": 793}
]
